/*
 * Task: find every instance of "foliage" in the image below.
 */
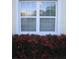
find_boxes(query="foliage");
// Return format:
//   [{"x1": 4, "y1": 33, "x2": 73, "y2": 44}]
[{"x1": 12, "y1": 34, "x2": 66, "y2": 59}]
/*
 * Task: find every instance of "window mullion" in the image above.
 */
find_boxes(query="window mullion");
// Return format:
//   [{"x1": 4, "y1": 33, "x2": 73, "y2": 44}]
[{"x1": 36, "y1": 2, "x2": 40, "y2": 33}]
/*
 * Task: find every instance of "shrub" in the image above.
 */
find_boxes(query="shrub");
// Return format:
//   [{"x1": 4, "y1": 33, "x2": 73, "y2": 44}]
[{"x1": 12, "y1": 34, "x2": 66, "y2": 59}]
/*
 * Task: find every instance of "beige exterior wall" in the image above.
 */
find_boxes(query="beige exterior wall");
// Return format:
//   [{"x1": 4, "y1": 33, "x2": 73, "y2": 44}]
[{"x1": 12, "y1": 0, "x2": 66, "y2": 34}]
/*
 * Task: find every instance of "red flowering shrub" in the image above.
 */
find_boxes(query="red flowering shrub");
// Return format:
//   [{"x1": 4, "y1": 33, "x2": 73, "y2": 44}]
[{"x1": 12, "y1": 34, "x2": 66, "y2": 59}]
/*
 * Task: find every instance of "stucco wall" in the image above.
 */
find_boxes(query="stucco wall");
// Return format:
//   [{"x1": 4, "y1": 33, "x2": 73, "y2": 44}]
[{"x1": 12, "y1": 0, "x2": 66, "y2": 34}]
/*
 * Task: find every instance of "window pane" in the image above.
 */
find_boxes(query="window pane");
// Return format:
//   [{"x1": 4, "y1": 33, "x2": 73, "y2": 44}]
[
  {"x1": 20, "y1": 2, "x2": 36, "y2": 16},
  {"x1": 40, "y1": 18, "x2": 55, "y2": 31},
  {"x1": 40, "y1": 2, "x2": 56, "y2": 16},
  {"x1": 21, "y1": 18, "x2": 36, "y2": 31}
]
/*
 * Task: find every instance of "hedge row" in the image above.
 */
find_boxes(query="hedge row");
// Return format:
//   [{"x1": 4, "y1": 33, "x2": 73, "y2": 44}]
[{"x1": 12, "y1": 34, "x2": 66, "y2": 59}]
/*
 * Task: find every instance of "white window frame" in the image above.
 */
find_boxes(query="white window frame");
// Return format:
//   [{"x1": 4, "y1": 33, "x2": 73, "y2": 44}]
[{"x1": 16, "y1": 0, "x2": 61, "y2": 35}]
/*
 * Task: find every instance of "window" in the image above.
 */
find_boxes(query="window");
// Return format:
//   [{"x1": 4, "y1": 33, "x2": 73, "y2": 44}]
[{"x1": 16, "y1": 0, "x2": 61, "y2": 35}]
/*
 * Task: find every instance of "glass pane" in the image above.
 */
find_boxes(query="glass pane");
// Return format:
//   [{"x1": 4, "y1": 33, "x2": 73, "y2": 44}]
[
  {"x1": 40, "y1": 18, "x2": 55, "y2": 31},
  {"x1": 20, "y1": 2, "x2": 36, "y2": 16},
  {"x1": 21, "y1": 18, "x2": 36, "y2": 31},
  {"x1": 40, "y1": 2, "x2": 56, "y2": 16}
]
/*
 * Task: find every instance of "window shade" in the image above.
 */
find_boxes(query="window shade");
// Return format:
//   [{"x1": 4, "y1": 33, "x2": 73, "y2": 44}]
[
  {"x1": 21, "y1": 18, "x2": 36, "y2": 31},
  {"x1": 40, "y1": 18, "x2": 55, "y2": 31}
]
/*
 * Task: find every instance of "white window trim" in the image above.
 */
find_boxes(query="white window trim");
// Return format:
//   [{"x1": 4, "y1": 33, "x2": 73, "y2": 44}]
[{"x1": 16, "y1": 0, "x2": 61, "y2": 35}]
